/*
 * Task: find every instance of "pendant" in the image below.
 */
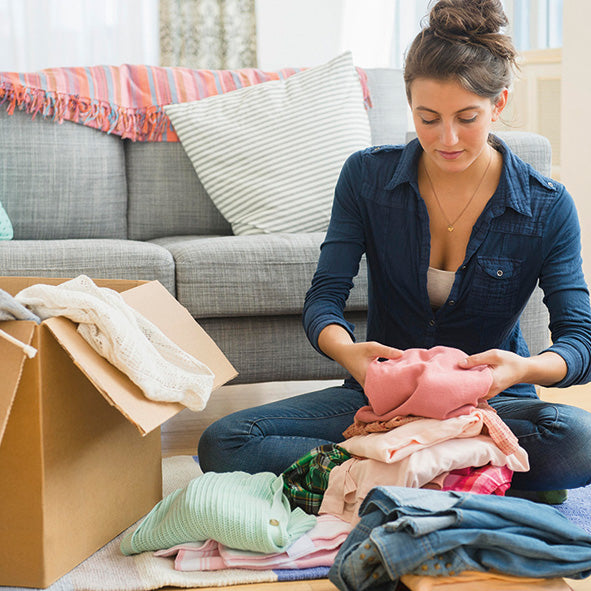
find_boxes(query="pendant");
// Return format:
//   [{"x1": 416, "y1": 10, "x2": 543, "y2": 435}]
[{"x1": 447, "y1": 225, "x2": 454, "y2": 232}]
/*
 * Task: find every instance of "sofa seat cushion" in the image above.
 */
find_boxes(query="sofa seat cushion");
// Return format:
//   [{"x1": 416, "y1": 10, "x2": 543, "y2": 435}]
[
  {"x1": 0, "y1": 239, "x2": 175, "y2": 294},
  {"x1": 151, "y1": 233, "x2": 368, "y2": 318}
]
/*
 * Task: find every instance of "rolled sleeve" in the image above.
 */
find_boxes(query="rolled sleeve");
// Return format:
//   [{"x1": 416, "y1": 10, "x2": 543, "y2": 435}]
[
  {"x1": 303, "y1": 150, "x2": 367, "y2": 356},
  {"x1": 539, "y1": 186, "x2": 591, "y2": 387}
]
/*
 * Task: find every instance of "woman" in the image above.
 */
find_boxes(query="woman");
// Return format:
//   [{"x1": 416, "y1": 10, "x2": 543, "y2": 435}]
[{"x1": 198, "y1": 0, "x2": 591, "y2": 498}]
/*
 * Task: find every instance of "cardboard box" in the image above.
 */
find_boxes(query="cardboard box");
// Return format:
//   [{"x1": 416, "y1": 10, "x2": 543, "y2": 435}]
[{"x1": 0, "y1": 277, "x2": 237, "y2": 588}]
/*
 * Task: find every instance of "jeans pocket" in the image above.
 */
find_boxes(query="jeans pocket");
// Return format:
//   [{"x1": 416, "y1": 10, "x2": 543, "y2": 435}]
[{"x1": 467, "y1": 256, "x2": 522, "y2": 317}]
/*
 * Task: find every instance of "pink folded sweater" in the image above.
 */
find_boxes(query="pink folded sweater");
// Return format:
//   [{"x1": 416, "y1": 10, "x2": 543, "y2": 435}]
[{"x1": 356, "y1": 346, "x2": 493, "y2": 422}]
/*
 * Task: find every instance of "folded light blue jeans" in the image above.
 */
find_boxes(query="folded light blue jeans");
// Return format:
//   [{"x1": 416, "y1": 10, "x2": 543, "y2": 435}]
[
  {"x1": 328, "y1": 486, "x2": 591, "y2": 590},
  {"x1": 197, "y1": 384, "x2": 591, "y2": 491}
]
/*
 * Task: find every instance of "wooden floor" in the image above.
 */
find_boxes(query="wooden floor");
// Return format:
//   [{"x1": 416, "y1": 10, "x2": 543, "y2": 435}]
[{"x1": 160, "y1": 380, "x2": 591, "y2": 591}]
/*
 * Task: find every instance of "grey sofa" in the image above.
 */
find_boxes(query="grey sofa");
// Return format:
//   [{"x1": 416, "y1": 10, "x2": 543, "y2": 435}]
[{"x1": 0, "y1": 68, "x2": 551, "y2": 384}]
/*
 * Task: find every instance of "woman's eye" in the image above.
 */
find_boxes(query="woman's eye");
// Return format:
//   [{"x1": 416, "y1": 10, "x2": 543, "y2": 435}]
[
  {"x1": 459, "y1": 115, "x2": 478, "y2": 124},
  {"x1": 420, "y1": 118, "x2": 438, "y2": 125}
]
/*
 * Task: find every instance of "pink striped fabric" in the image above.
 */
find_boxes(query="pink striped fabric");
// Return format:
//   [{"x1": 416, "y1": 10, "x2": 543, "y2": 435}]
[{"x1": 0, "y1": 64, "x2": 371, "y2": 142}]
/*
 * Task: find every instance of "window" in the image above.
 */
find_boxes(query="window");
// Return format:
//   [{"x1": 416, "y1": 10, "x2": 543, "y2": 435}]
[
  {"x1": 340, "y1": 0, "x2": 563, "y2": 70},
  {"x1": 504, "y1": 0, "x2": 563, "y2": 51}
]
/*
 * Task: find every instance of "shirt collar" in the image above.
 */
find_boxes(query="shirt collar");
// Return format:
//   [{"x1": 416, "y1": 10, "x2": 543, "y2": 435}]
[
  {"x1": 385, "y1": 135, "x2": 539, "y2": 218},
  {"x1": 384, "y1": 138, "x2": 422, "y2": 192}
]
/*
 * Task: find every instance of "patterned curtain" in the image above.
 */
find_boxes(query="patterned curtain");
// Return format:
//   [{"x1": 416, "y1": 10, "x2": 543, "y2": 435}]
[{"x1": 160, "y1": 0, "x2": 258, "y2": 69}]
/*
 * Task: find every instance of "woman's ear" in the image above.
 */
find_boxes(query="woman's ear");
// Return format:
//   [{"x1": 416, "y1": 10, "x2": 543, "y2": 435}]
[{"x1": 492, "y1": 88, "x2": 509, "y2": 122}]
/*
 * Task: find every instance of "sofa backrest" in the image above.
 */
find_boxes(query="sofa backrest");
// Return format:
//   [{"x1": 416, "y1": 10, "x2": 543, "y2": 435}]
[
  {"x1": 1, "y1": 67, "x2": 408, "y2": 242},
  {"x1": 125, "y1": 67, "x2": 409, "y2": 241},
  {"x1": 0, "y1": 109, "x2": 128, "y2": 240}
]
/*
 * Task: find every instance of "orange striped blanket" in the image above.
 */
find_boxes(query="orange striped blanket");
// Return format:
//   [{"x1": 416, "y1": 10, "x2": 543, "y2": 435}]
[{"x1": 0, "y1": 64, "x2": 371, "y2": 142}]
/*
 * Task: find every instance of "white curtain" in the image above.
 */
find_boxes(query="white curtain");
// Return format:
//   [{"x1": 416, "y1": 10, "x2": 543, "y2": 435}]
[{"x1": 0, "y1": 0, "x2": 159, "y2": 72}]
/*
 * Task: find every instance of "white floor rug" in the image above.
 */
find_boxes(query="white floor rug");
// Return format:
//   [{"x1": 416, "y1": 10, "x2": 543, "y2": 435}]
[{"x1": 4, "y1": 456, "x2": 328, "y2": 591}]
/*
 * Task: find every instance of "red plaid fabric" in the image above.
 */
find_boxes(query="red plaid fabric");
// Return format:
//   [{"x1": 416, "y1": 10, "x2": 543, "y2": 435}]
[
  {"x1": 443, "y1": 464, "x2": 514, "y2": 496},
  {"x1": 476, "y1": 400, "x2": 520, "y2": 456}
]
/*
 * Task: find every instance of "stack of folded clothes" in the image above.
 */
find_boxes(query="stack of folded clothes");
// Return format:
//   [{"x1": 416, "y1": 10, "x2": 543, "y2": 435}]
[{"x1": 292, "y1": 347, "x2": 530, "y2": 525}]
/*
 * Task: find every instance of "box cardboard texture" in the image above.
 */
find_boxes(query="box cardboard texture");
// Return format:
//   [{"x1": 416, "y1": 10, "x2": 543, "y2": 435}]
[{"x1": 0, "y1": 277, "x2": 237, "y2": 588}]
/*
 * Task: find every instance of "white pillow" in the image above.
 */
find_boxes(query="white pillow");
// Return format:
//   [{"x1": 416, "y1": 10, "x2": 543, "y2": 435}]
[
  {"x1": 164, "y1": 52, "x2": 372, "y2": 235},
  {"x1": 0, "y1": 201, "x2": 13, "y2": 240}
]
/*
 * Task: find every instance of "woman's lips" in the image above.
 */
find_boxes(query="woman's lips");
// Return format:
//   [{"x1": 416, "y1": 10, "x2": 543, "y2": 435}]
[{"x1": 438, "y1": 150, "x2": 463, "y2": 160}]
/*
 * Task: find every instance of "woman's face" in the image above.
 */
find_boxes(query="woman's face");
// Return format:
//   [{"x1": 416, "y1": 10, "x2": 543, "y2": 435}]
[{"x1": 409, "y1": 77, "x2": 507, "y2": 174}]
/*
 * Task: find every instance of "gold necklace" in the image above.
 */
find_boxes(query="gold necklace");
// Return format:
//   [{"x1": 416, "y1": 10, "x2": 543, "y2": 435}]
[{"x1": 423, "y1": 150, "x2": 493, "y2": 232}]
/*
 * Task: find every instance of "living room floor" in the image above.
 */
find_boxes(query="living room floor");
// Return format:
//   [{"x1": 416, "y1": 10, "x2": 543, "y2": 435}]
[{"x1": 160, "y1": 380, "x2": 591, "y2": 591}]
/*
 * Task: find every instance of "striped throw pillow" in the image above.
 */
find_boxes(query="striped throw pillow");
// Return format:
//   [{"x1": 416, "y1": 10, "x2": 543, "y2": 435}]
[{"x1": 164, "y1": 52, "x2": 372, "y2": 235}]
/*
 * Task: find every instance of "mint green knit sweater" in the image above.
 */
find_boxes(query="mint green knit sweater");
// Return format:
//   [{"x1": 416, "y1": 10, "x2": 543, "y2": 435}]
[{"x1": 120, "y1": 471, "x2": 316, "y2": 555}]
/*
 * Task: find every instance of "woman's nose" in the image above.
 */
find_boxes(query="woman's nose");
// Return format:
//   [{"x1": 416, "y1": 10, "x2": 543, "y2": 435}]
[{"x1": 440, "y1": 123, "x2": 459, "y2": 147}]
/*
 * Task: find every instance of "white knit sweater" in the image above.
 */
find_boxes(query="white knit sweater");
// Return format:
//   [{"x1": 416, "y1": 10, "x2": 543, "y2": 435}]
[{"x1": 16, "y1": 275, "x2": 214, "y2": 411}]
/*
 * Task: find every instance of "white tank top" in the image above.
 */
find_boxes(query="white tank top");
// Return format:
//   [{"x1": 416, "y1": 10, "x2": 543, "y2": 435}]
[{"x1": 427, "y1": 266, "x2": 455, "y2": 309}]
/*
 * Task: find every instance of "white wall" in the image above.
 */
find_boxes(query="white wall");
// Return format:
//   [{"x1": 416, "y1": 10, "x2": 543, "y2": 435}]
[
  {"x1": 255, "y1": 0, "x2": 345, "y2": 69},
  {"x1": 561, "y1": 2, "x2": 591, "y2": 280},
  {"x1": 255, "y1": 0, "x2": 421, "y2": 70}
]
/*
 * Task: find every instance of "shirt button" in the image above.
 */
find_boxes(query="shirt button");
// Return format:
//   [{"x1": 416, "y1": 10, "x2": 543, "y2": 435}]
[
  {"x1": 269, "y1": 519, "x2": 279, "y2": 526},
  {"x1": 496, "y1": 269, "x2": 503, "y2": 277},
  {"x1": 448, "y1": 300, "x2": 455, "y2": 306},
  {"x1": 548, "y1": 181, "x2": 554, "y2": 188},
  {"x1": 429, "y1": 319, "x2": 435, "y2": 326}
]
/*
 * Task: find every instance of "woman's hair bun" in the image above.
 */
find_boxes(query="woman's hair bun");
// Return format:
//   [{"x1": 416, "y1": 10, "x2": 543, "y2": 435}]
[
  {"x1": 428, "y1": 0, "x2": 513, "y2": 58},
  {"x1": 429, "y1": 0, "x2": 507, "y2": 35},
  {"x1": 403, "y1": 0, "x2": 518, "y2": 100}
]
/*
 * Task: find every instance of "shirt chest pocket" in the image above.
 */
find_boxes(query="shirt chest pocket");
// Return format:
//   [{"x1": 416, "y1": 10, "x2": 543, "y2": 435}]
[{"x1": 467, "y1": 256, "x2": 522, "y2": 317}]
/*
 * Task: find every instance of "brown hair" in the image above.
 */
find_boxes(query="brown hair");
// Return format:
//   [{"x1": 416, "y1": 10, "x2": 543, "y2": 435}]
[{"x1": 404, "y1": 0, "x2": 518, "y2": 103}]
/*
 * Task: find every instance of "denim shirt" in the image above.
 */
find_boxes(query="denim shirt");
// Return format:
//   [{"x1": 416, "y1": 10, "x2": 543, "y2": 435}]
[{"x1": 303, "y1": 136, "x2": 591, "y2": 396}]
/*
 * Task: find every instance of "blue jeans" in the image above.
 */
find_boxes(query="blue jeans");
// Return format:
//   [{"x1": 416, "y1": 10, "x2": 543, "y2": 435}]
[
  {"x1": 328, "y1": 486, "x2": 591, "y2": 590},
  {"x1": 197, "y1": 384, "x2": 591, "y2": 490}
]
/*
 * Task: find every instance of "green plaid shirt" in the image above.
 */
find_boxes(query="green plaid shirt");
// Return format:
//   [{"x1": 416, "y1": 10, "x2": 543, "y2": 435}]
[{"x1": 281, "y1": 443, "x2": 351, "y2": 515}]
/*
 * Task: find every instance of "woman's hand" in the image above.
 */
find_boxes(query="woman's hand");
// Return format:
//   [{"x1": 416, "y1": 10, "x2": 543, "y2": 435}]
[
  {"x1": 317, "y1": 324, "x2": 402, "y2": 388},
  {"x1": 460, "y1": 349, "x2": 529, "y2": 398},
  {"x1": 334, "y1": 340, "x2": 403, "y2": 388},
  {"x1": 460, "y1": 349, "x2": 567, "y2": 398}
]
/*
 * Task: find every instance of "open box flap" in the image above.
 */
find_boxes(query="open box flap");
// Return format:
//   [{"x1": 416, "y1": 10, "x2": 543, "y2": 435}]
[
  {"x1": 120, "y1": 281, "x2": 238, "y2": 391},
  {"x1": 0, "y1": 322, "x2": 36, "y2": 445},
  {"x1": 0, "y1": 276, "x2": 146, "y2": 296},
  {"x1": 44, "y1": 280, "x2": 238, "y2": 435}
]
